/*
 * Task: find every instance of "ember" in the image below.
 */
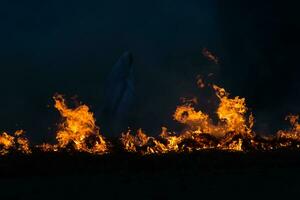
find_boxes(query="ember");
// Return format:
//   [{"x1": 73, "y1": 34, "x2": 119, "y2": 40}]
[{"x1": 202, "y1": 48, "x2": 219, "y2": 64}]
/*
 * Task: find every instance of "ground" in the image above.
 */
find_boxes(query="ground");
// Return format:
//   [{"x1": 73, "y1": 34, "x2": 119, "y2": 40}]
[{"x1": 0, "y1": 151, "x2": 299, "y2": 199}]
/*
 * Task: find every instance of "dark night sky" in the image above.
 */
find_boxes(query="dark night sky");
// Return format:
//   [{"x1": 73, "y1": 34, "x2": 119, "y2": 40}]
[{"x1": 0, "y1": 0, "x2": 299, "y2": 142}]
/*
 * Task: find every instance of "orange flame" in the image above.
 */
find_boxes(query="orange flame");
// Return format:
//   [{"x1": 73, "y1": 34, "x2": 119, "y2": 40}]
[
  {"x1": 277, "y1": 115, "x2": 300, "y2": 140},
  {"x1": 39, "y1": 94, "x2": 108, "y2": 154},
  {"x1": 121, "y1": 129, "x2": 169, "y2": 155},
  {"x1": 213, "y1": 85, "x2": 254, "y2": 137},
  {"x1": 122, "y1": 83, "x2": 255, "y2": 153},
  {"x1": 276, "y1": 115, "x2": 300, "y2": 148},
  {"x1": 0, "y1": 130, "x2": 31, "y2": 155},
  {"x1": 1, "y1": 79, "x2": 300, "y2": 155}
]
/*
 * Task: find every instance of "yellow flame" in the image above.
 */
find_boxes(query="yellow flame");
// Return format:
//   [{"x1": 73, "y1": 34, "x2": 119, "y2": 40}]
[
  {"x1": 0, "y1": 130, "x2": 31, "y2": 155},
  {"x1": 213, "y1": 85, "x2": 253, "y2": 136},
  {"x1": 1, "y1": 80, "x2": 299, "y2": 155},
  {"x1": 277, "y1": 115, "x2": 300, "y2": 142},
  {"x1": 0, "y1": 132, "x2": 14, "y2": 155},
  {"x1": 40, "y1": 94, "x2": 108, "y2": 154},
  {"x1": 122, "y1": 83, "x2": 255, "y2": 153},
  {"x1": 120, "y1": 128, "x2": 178, "y2": 154}
]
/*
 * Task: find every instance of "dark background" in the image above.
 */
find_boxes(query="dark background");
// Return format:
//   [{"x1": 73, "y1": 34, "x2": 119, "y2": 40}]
[{"x1": 0, "y1": 0, "x2": 299, "y2": 143}]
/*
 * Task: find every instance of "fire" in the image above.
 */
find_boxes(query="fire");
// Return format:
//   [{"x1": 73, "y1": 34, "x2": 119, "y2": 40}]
[
  {"x1": 173, "y1": 105, "x2": 222, "y2": 137},
  {"x1": 120, "y1": 129, "x2": 169, "y2": 155},
  {"x1": 0, "y1": 132, "x2": 14, "y2": 155},
  {"x1": 173, "y1": 85, "x2": 253, "y2": 138},
  {"x1": 160, "y1": 127, "x2": 182, "y2": 152},
  {"x1": 39, "y1": 94, "x2": 108, "y2": 154},
  {"x1": 37, "y1": 143, "x2": 58, "y2": 152},
  {"x1": 0, "y1": 130, "x2": 31, "y2": 155},
  {"x1": 121, "y1": 83, "x2": 255, "y2": 153},
  {"x1": 173, "y1": 84, "x2": 254, "y2": 151},
  {"x1": 1, "y1": 77, "x2": 300, "y2": 155},
  {"x1": 213, "y1": 84, "x2": 254, "y2": 137},
  {"x1": 277, "y1": 115, "x2": 300, "y2": 140},
  {"x1": 276, "y1": 115, "x2": 300, "y2": 148}
]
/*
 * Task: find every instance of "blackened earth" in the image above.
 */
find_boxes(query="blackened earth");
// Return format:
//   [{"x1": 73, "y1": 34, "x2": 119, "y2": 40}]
[{"x1": 0, "y1": 150, "x2": 299, "y2": 199}]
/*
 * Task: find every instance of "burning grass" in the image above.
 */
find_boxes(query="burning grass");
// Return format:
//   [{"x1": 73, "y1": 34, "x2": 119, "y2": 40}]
[
  {"x1": 0, "y1": 79, "x2": 300, "y2": 155},
  {"x1": 0, "y1": 130, "x2": 31, "y2": 155},
  {"x1": 120, "y1": 83, "x2": 300, "y2": 154},
  {"x1": 36, "y1": 94, "x2": 108, "y2": 154}
]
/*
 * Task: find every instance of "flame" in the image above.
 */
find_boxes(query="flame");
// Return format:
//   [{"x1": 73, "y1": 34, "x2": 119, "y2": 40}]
[
  {"x1": 174, "y1": 105, "x2": 223, "y2": 137},
  {"x1": 213, "y1": 85, "x2": 254, "y2": 137},
  {"x1": 37, "y1": 143, "x2": 58, "y2": 152},
  {"x1": 0, "y1": 130, "x2": 31, "y2": 155},
  {"x1": 174, "y1": 84, "x2": 254, "y2": 151},
  {"x1": 160, "y1": 127, "x2": 182, "y2": 152},
  {"x1": 121, "y1": 83, "x2": 255, "y2": 153},
  {"x1": 174, "y1": 85, "x2": 253, "y2": 138},
  {"x1": 40, "y1": 94, "x2": 108, "y2": 154},
  {"x1": 120, "y1": 129, "x2": 169, "y2": 155},
  {"x1": 277, "y1": 115, "x2": 300, "y2": 140},
  {"x1": 1, "y1": 78, "x2": 300, "y2": 155},
  {"x1": 276, "y1": 115, "x2": 300, "y2": 148},
  {"x1": 0, "y1": 132, "x2": 14, "y2": 155}
]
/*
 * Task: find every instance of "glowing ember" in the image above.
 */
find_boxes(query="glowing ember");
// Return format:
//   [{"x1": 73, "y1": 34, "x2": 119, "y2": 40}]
[
  {"x1": 202, "y1": 48, "x2": 219, "y2": 64},
  {"x1": 37, "y1": 143, "x2": 58, "y2": 152},
  {"x1": 197, "y1": 78, "x2": 205, "y2": 88},
  {"x1": 120, "y1": 129, "x2": 168, "y2": 155}
]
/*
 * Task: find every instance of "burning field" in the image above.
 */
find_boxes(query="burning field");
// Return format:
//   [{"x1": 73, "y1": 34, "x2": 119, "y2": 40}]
[
  {"x1": 0, "y1": 76, "x2": 300, "y2": 199},
  {"x1": 1, "y1": 77, "x2": 299, "y2": 155},
  {"x1": 1, "y1": 0, "x2": 299, "y2": 198}
]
